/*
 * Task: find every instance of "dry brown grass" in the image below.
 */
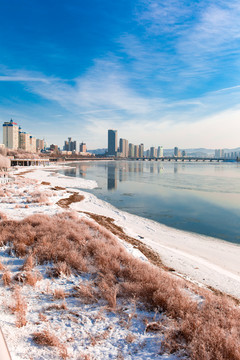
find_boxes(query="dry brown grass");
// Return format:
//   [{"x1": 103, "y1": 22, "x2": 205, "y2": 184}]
[
  {"x1": 41, "y1": 181, "x2": 51, "y2": 185},
  {"x1": 28, "y1": 190, "x2": 50, "y2": 204},
  {"x1": 14, "y1": 270, "x2": 41, "y2": 286},
  {"x1": 25, "y1": 271, "x2": 42, "y2": 286},
  {"x1": 32, "y1": 329, "x2": 68, "y2": 359},
  {"x1": 57, "y1": 192, "x2": 84, "y2": 209},
  {"x1": 83, "y1": 212, "x2": 166, "y2": 269},
  {"x1": 45, "y1": 302, "x2": 68, "y2": 311},
  {"x1": 73, "y1": 283, "x2": 96, "y2": 303},
  {"x1": 0, "y1": 213, "x2": 240, "y2": 359},
  {"x1": 125, "y1": 333, "x2": 136, "y2": 343},
  {"x1": 39, "y1": 312, "x2": 48, "y2": 322},
  {"x1": 51, "y1": 186, "x2": 66, "y2": 191},
  {"x1": 53, "y1": 288, "x2": 66, "y2": 300},
  {"x1": 32, "y1": 329, "x2": 58, "y2": 346},
  {"x1": 0, "y1": 212, "x2": 8, "y2": 221},
  {"x1": 88, "y1": 328, "x2": 111, "y2": 346},
  {"x1": 47, "y1": 262, "x2": 72, "y2": 278},
  {"x1": 21, "y1": 253, "x2": 35, "y2": 271},
  {"x1": 2, "y1": 270, "x2": 12, "y2": 286},
  {"x1": 9, "y1": 286, "x2": 27, "y2": 327}
]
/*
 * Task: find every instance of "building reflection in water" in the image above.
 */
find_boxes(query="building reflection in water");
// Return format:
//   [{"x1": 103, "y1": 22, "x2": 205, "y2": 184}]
[
  {"x1": 107, "y1": 160, "x2": 163, "y2": 190},
  {"x1": 63, "y1": 168, "x2": 76, "y2": 177},
  {"x1": 79, "y1": 164, "x2": 88, "y2": 177},
  {"x1": 107, "y1": 163, "x2": 118, "y2": 190}
]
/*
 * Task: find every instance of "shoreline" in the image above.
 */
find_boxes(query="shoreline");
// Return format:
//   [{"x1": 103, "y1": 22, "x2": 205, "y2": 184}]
[{"x1": 8, "y1": 165, "x2": 240, "y2": 299}]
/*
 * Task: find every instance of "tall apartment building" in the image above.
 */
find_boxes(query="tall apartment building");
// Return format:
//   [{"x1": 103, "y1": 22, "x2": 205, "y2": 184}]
[
  {"x1": 128, "y1": 143, "x2": 134, "y2": 158},
  {"x1": 80, "y1": 142, "x2": 87, "y2": 153},
  {"x1": 36, "y1": 139, "x2": 45, "y2": 152},
  {"x1": 119, "y1": 138, "x2": 128, "y2": 157},
  {"x1": 150, "y1": 147, "x2": 156, "y2": 158},
  {"x1": 50, "y1": 144, "x2": 58, "y2": 152},
  {"x1": 134, "y1": 145, "x2": 139, "y2": 158},
  {"x1": 3, "y1": 119, "x2": 19, "y2": 149},
  {"x1": 157, "y1": 146, "x2": 163, "y2": 157},
  {"x1": 30, "y1": 136, "x2": 36, "y2": 153},
  {"x1": 215, "y1": 149, "x2": 224, "y2": 158},
  {"x1": 64, "y1": 137, "x2": 79, "y2": 153},
  {"x1": 139, "y1": 143, "x2": 144, "y2": 158},
  {"x1": 19, "y1": 131, "x2": 31, "y2": 152},
  {"x1": 174, "y1": 147, "x2": 179, "y2": 157},
  {"x1": 71, "y1": 140, "x2": 79, "y2": 153},
  {"x1": 108, "y1": 130, "x2": 117, "y2": 156}
]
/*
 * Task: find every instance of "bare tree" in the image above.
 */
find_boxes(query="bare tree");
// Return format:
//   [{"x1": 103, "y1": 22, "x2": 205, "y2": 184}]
[{"x1": 0, "y1": 155, "x2": 10, "y2": 170}]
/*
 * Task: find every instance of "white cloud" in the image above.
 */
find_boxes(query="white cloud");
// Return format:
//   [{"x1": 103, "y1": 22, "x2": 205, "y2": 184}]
[
  {"x1": 1, "y1": 55, "x2": 240, "y2": 149},
  {"x1": 134, "y1": 0, "x2": 240, "y2": 79},
  {"x1": 0, "y1": 76, "x2": 49, "y2": 83}
]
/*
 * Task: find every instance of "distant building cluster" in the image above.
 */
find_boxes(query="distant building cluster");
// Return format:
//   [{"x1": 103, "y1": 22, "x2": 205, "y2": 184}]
[
  {"x1": 2, "y1": 119, "x2": 44, "y2": 153},
  {"x1": 108, "y1": 129, "x2": 164, "y2": 158},
  {"x1": 215, "y1": 149, "x2": 240, "y2": 160},
  {"x1": 62, "y1": 137, "x2": 88, "y2": 155}
]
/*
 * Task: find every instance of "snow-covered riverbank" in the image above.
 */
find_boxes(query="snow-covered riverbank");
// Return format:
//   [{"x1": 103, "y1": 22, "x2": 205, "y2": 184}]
[{"x1": 13, "y1": 164, "x2": 240, "y2": 300}]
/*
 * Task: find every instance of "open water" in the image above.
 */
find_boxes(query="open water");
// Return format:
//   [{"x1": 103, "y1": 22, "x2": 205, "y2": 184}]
[{"x1": 59, "y1": 160, "x2": 240, "y2": 244}]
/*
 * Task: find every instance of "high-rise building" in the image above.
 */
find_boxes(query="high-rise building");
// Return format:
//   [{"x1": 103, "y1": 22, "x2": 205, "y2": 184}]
[
  {"x1": 108, "y1": 130, "x2": 117, "y2": 156},
  {"x1": 30, "y1": 136, "x2": 36, "y2": 153},
  {"x1": 119, "y1": 138, "x2": 128, "y2": 157},
  {"x1": 3, "y1": 119, "x2": 19, "y2": 149},
  {"x1": 71, "y1": 140, "x2": 79, "y2": 153},
  {"x1": 19, "y1": 131, "x2": 31, "y2": 152},
  {"x1": 157, "y1": 146, "x2": 163, "y2": 157},
  {"x1": 139, "y1": 143, "x2": 144, "y2": 158},
  {"x1": 36, "y1": 139, "x2": 45, "y2": 152},
  {"x1": 63, "y1": 137, "x2": 79, "y2": 153},
  {"x1": 134, "y1": 145, "x2": 139, "y2": 158},
  {"x1": 64, "y1": 140, "x2": 69, "y2": 151},
  {"x1": 150, "y1": 147, "x2": 156, "y2": 158},
  {"x1": 50, "y1": 144, "x2": 58, "y2": 152},
  {"x1": 128, "y1": 143, "x2": 134, "y2": 158},
  {"x1": 215, "y1": 149, "x2": 224, "y2": 158},
  {"x1": 80, "y1": 142, "x2": 87, "y2": 153},
  {"x1": 174, "y1": 147, "x2": 179, "y2": 157}
]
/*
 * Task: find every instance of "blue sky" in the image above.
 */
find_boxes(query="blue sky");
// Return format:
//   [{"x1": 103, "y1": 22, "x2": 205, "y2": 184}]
[{"x1": 0, "y1": 0, "x2": 240, "y2": 149}]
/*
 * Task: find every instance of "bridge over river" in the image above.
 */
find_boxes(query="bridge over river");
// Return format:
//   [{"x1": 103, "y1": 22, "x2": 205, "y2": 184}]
[{"x1": 127, "y1": 156, "x2": 227, "y2": 162}]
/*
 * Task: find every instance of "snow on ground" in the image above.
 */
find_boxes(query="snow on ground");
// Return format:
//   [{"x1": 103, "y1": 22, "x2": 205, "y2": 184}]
[
  {"x1": 0, "y1": 247, "x2": 178, "y2": 360},
  {"x1": 0, "y1": 167, "x2": 181, "y2": 359},
  {"x1": 18, "y1": 164, "x2": 240, "y2": 300},
  {"x1": 0, "y1": 164, "x2": 239, "y2": 359},
  {"x1": 14, "y1": 165, "x2": 97, "y2": 190}
]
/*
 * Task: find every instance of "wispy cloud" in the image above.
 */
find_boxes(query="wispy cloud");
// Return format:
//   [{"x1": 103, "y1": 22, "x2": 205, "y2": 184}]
[
  {"x1": 132, "y1": 0, "x2": 240, "y2": 83},
  {"x1": 136, "y1": 0, "x2": 194, "y2": 34},
  {"x1": 0, "y1": 76, "x2": 49, "y2": 83},
  {"x1": 1, "y1": 60, "x2": 240, "y2": 148},
  {"x1": 0, "y1": 68, "x2": 53, "y2": 83}
]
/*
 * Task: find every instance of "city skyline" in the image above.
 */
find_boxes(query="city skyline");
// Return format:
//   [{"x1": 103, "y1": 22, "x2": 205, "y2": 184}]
[
  {"x1": 0, "y1": 1, "x2": 240, "y2": 148},
  {"x1": 2, "y1": 119, "x2": 240, "y2": 155}
]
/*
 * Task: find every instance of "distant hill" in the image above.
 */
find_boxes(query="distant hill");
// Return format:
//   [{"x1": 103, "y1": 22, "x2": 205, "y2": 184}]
[
  {"x1": 88, "y1": 148, "x2": 107, "y2": 155},
  {"x1": 88, "y1": 147, "x2": 240, "y2": 157},
  {"x1": 163, "y1": 147, "x2": 240, "y2": 157}
]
